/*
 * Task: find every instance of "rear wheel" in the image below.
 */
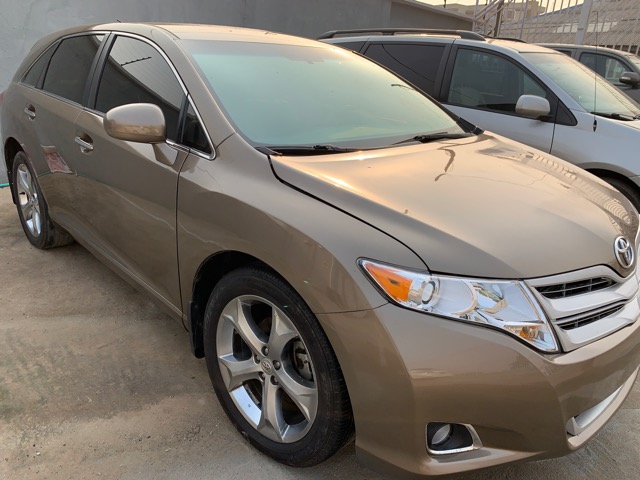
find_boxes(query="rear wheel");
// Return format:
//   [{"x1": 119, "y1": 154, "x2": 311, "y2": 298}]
[
  {"x1": 203, "y1": 266, "x2": 353, "y2": 466},
  {"x1": 11, "y1": 152, "x2": 73, "y2": 249}
]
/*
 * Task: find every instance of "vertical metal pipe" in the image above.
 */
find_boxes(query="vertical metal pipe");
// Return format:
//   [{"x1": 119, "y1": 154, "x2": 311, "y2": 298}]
[{"x1": 575, "y1": 0, "x2": 594, "y2": 45}]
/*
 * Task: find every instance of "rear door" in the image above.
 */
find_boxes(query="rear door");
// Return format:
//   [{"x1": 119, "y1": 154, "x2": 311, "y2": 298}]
[
  {"x1": 440, "y1": 46, "x2": 556, "y2": 152},
  {"x1": 361, "y1": 40, "x2": 450, "y2": 97},
  {"x1": 72, "y1": 34, "x2": 191, "y2": 311},
  {"x1": 17, "y1": 34, "x2": 105, "y2": 225}
]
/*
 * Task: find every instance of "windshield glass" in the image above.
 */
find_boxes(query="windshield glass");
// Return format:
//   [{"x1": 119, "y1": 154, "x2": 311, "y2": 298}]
[
  {"x1": 523, "y1": 52, "x2": 640, "y2": 116},
  {"x1": 181, "y1": 40, "x2": 466, "y2": 148}
]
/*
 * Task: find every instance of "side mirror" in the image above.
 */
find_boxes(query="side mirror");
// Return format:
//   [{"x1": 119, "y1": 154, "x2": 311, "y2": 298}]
[
  {"x1": 619, "y1": 71, "x2": 640, "y2": 88},
  {"x1": 515, "y1": 95, "x2": 551, "y2": 119},
  {"x1": 104, "y1": 103, "x2": 166, "y2": 143}
]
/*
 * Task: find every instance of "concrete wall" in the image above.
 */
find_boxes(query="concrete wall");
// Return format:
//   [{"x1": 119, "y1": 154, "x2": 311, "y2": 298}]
[
  {"x1": 0, "y1": 0, "x2": 471, "y2": 184},
  {"x1": 390, "y1": 2, "x2": 473, "y2": 29}
]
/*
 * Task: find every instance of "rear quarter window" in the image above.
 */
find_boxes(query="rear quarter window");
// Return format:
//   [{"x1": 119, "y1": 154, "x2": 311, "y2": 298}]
[
  {"x1": 41, "y1": 35, "x2": 104, "y2": 104},
  {"x1": 21, "y1": 44, "x2": 57, "y2": 88}
]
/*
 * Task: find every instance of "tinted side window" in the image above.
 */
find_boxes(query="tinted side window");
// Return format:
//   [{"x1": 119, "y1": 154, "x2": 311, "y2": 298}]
[
  {"x1": 580, "y1": 52, "x2": 628, "y2": 84},
  {"x1": 182, "y1": 104, "x2": 211, "y2": 154},
  {"x1": 96, "y1": 36, "x2": 184, "y2": 141},
  {"x1": 42, "y1": 35, "x2": 103, "y2": 104},
  {"x1": 22, "y1": 44, "x2": 57, "y2": 87},
  {"x1": 448, "y1": 48, "x2": 547, "y2": 113},
  {"x1": 364, "y1": 43, "x2": 445, "y2": 95}
]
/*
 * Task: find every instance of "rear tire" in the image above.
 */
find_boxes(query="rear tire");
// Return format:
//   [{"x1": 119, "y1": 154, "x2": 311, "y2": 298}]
[
  {"x1": 11, "y1": 152, "x2": 73, "y2": 249},
  {"x1": 203, "y1": 265, "x2": 353, "y2": 467}
]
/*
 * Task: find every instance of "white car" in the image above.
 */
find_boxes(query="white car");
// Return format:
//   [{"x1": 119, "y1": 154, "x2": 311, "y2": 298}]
[{"x1": 323, "y1": 29, "x2": 640, "y2": 209}]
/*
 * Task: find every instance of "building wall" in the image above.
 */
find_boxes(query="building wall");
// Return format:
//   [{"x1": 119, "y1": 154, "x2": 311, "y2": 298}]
[
  {"x1": 0, "y1": 0, "x2": 470, "y2": 184},
  {"x1": 390, "y1": 3, "x2": 472, "y2": 29}
]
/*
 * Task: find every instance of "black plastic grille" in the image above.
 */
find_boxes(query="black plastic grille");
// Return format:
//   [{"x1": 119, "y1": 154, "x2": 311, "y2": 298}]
[
  {"x1": 556, "y1": 305, "x2": 625, "y2": 330},
  {"x1": 536, "y1": 277, "x2": 616, "y2": 299}
]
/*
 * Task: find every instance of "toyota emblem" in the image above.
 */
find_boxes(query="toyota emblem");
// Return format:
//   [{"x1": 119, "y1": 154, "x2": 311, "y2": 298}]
[{"x1": 614, "y1": 236, "x2": 635, "y2": 269}]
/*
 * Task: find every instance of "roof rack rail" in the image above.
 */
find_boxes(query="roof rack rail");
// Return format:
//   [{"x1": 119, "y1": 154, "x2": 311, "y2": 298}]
[
  {"x1": 317, "y1": 28, "x2": 486, "y2": 41},
  {"x1": 483, "y1": 35, "x2": 527, "y2": 43}
]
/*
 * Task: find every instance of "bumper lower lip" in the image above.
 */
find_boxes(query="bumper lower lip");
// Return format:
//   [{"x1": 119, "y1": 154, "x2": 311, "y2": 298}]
[{"x1": 317, "y1": 303, "x2": 640, "y2": 477}]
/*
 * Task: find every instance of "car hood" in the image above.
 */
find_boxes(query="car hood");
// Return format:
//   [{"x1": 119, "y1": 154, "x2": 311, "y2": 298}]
[{"x1": 269, "y1": 133, "x2": 639, "y2": 279}]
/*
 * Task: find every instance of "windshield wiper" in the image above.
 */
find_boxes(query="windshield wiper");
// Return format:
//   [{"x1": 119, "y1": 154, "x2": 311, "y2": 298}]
[
  {"x1": 591, "y1": 111, "x2": 638, "y2": 121},
  {"x1": 256, "y1": 144, "x2": 360, "y2": 156},
  {"x1": 392, "y1": 132, "x2": 474, "y2": 146}
]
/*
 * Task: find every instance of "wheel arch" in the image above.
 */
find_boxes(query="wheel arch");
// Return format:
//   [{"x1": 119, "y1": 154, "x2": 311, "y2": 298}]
[
  {"x1": 4, "y1": 137, "x2": 23, "y2": 200},
  {"x1": 188, "y1": 250, "x2": 320, "y2": 360}
]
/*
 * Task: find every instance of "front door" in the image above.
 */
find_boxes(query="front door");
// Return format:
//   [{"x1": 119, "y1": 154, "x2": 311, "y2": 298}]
[
  {"x1": 70, "y1": 35, "x2": 188, "y2": 311},
  {"x1": 443, "y1": 47, "x2": 556, "y2": 153}
]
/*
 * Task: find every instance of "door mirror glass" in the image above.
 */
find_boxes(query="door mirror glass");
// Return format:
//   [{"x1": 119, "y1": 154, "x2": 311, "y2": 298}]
[
  {"x1": 104, "y1": 103, "x2": 166, "y2": 144},
  {"x1": 620, "y1": 72, "x2": 640, "y2": 88},
  {"x1": 515, "y1": 95, "x2": 551, "y2": 119}
]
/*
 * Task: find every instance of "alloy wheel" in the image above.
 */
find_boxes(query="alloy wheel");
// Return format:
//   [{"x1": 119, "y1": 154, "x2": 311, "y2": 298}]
[
  {"x1": 16, "y1": 163, "x2": 42, "y2": 238},
  {"x1": 216, "y1": 295, "x2": 318, "y2": 443}
]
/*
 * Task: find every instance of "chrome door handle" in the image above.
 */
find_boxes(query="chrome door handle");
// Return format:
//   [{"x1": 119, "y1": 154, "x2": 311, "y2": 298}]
[
  {"x1": 74, "y1": 136, "x2": 94, "y2": 153},
  {"x1": 24, "y1": 107, "x2": 36, "y2": 120}
]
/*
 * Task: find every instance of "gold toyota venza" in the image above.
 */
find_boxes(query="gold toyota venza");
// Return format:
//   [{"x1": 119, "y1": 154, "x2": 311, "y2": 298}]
[{"x1": 2, "y1": 23, "x2": 640, "y2": 477}]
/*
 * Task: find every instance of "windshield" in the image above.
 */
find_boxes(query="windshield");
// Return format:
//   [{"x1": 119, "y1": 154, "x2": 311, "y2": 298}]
[
  {"x1": 181, "y1": 40, "x2": 466, "y2": 148},
  {"x1": 523, "y1": 52, "x2": 640, "y2": 116}
]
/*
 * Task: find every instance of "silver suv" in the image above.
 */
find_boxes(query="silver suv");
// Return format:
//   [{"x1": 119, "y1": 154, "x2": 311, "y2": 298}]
[
  {"x1": 540, "y1": 43, "x2": 640, "y2": 102},
  {"x1": 323, "y1": 29, "x2": 640, "y2": 210}
]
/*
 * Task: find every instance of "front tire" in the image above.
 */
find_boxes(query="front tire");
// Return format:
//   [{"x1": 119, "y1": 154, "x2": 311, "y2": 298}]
[
  {"x1": 11, "y1": 152, "x2": 73, "y2": 249},
  {"x1": 203, "y1": 266, "x2": 353, "y2": 466}
]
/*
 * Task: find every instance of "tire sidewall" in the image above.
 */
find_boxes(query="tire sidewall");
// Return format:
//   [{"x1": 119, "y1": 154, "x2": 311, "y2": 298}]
[
  {"x1": 203, "y1": 267, "x2": 342, "y2": 465},
  {"x1": 11, "y1": 152, "x2": 50, "y2": 249}
]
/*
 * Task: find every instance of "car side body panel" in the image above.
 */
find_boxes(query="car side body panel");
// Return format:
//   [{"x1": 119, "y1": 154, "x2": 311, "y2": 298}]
[{"x1": 176, "y1": 133, "x2": 426, "y2": 317}]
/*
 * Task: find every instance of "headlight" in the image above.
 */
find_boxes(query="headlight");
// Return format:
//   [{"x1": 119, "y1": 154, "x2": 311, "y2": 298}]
[{"x1": 359, "y1": 259, "x2": 558, "y2": 352}]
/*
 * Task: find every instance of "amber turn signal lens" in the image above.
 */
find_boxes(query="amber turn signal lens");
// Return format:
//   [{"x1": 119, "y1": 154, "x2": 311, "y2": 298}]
[{"x1": 361, "y1": 261, "x2": 413, "y2": 303}]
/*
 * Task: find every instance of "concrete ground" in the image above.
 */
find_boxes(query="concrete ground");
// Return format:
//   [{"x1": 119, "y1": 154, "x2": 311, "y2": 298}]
[{"x1": 0, "y1": 186, "x2": 639, "y2": 480}]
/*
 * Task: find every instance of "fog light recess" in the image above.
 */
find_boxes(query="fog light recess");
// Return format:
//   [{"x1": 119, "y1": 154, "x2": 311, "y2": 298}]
[{"x1": 426, "y1": 422, "x2": 482, "y2": 455}]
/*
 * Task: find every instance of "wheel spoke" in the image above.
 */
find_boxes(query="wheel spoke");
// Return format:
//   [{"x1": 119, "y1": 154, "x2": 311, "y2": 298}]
[
  {"x1": 18, "y1": 168, "x2": 32, "y2": 196},
  {"x1": 32, "y1": 204, "x2": 41, "y2": 236},
  {"x1": 218, "y1": 354, "x2": 262, "y2": 391},
  {"x1": 267, "y1": 308, "x2": 299, "y2": 358},
  {"x1": 258, "y1": 380, "x2": 286, "y2": 441},
  {"x1": 276, "y1": 370, "x2": 318, "y2": 423},
  {"x1": 20, "y1": 201, "x2": 32, "y2": 220},
  {"x1": 221, "y1": 298, "x2": 266, "y2": 355}
]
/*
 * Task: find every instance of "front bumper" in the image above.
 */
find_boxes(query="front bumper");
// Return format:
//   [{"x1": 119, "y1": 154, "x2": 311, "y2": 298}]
[{"x1": 317, "y1": 303, "x2": 640, "y2": 477}]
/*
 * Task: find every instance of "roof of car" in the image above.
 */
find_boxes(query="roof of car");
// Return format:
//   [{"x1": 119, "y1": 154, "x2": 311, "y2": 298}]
[
  {"x1": 326, "y1": 31, "x2": 561, "y2": 55},
  {"x1": 47, "y1": 22, "x2": 320, "y2": 47},
  {"x1": 539, "y1": 43, "x2": 640, "y2": 59}
]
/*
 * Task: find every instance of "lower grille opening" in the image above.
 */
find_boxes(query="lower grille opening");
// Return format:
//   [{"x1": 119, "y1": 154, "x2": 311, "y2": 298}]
[
  {"x1": 426, "y1": 422, "x2": 482, "y2": 455},
  {"x1": 556, "y1": 304, "x2": 625, "y2": 331}
]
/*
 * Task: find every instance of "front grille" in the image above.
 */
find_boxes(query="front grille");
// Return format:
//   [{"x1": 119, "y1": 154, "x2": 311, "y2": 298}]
[
  {"x1": 556, "y1": 304, "x2": 625, "y2": 330},
  {"x1": 536, "y1": 277, "x2": 616, "y2": 299}
]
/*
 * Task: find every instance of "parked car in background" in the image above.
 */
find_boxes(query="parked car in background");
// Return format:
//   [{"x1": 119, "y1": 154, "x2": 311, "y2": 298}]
[
  {"x1": 3, "y1": 23, "x2": 640, "y2": 478},
  {"x1": 322, "y1": 29, "x2": 640, "y2": 210},
  {"x1": 540, "y1": 43, "x2": 640, "y2": 102}
]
